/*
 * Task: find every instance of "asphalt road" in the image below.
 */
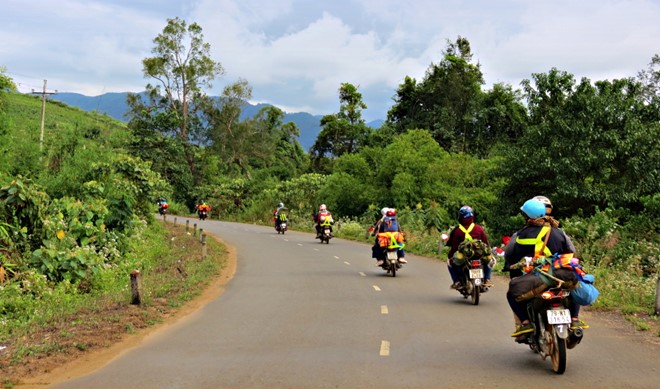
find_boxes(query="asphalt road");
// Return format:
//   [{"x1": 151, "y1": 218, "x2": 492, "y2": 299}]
[{"x1": 52, "y1": 219, "x2": 659, "y2": 388}]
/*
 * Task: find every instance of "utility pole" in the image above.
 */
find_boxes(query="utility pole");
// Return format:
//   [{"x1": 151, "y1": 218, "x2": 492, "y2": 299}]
[{"x1": 31, "y1": 80, "x2": 56, "y2": 152}]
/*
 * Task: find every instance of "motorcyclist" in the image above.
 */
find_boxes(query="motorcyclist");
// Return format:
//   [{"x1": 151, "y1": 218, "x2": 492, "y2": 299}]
[
  {"x1": 197, "y1": 200, "x2": 211, "y2": 218},
  {"x1": 157, "y1": 197, "x2": 168, "y2": 211},
  {"x1": 503, "y1": 195, "x2": 576, "y2": 279},
  {"x1": 446, "y1": 205, "x2": 492, "y2": 289},
  {"x1": 505, "y1": 198, "x2": 585, "y2": 338},
  {"x1": 273, "y1": 202, "x2": 286, "y2": 230},
  {"x1": 371, "y1": 207, "x2": 390, "y2": 262},
  {"x1": 373, "y1": 208, "x2": 407, "y2": 266},
  {"x1": 313, "y1": 204, "x2": 334, "y2": 238}
]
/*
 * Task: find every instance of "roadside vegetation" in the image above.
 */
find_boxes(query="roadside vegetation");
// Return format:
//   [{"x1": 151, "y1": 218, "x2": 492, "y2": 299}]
[{"x1": 0, "y1": 18, "x2": 658, "y2": 387}]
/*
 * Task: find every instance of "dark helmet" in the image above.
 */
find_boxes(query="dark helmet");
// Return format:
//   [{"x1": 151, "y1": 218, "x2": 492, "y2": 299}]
[
  {"x1": 521, "y1": 199, "x2": 546, "y2": 219},
  {"x1": 459, "y1": 205, "x2": 473, "y2": 219}
]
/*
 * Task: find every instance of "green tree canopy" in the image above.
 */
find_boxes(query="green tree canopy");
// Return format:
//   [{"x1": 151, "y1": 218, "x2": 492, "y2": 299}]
[
  {"x1": 310, "y1": 83, "x2": 371, "y2": 170},
  {"x1": 140, "y1": 17, "x2": 223, "y2": 142},
  {"x1": 503, "y1": 68, "x2": 660, "y2": 217}
]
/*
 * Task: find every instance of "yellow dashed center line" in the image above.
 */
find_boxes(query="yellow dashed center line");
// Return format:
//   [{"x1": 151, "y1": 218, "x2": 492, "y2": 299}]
[
  {"x1": 372, "y1": 285, "x2": 381, "y2": 291},
  {"x1": 359, "y1": 272, "x2": 366, "y2": 277},
  {"x1": 381, "y1": 305, "x2": 388, "y2": 314},
  {"x1": 334, "y1": 256, "x2": 340, "y2": 259},
  {"x1": 344, "y1": 261, "x2": 350, "y2": 265},
  {"x1": 297, "y1": 243, "x2": 303, "y2": 246},
  {"x1": 380, "y1": 341, "x2": 390, "y2": 356}
]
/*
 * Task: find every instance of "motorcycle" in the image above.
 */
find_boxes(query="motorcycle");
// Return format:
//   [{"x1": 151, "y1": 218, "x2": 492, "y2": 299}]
[
  {"x1": 198, "y1": 209, "x2": 208, "y2": 220},
  {"x1": 514, "y1": 269, "x2": 584, "y2": 374},
  {"x1": 454, "y1": 257, "x2": 489, "y2": 305},
  {"x1": 376, "y1": 232, "x2": 405, "y2": 277},
  {"x1": 158, "y1": 204, "x2": 168, "y2": 215},
  {"x1": 318, "y1": 220, "x2": 333, "y2": 243},
  {"x1": 275, "y1": 212, "x2": 288, "y2": 234},
  {"x1": 381, "y1": 247, "x2": 404, "y2": 277}
]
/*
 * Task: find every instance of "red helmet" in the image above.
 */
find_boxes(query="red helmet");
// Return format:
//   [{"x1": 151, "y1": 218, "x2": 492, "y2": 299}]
[{"x1": 386, "y1": 209, "x2": 396, "y2": 216}]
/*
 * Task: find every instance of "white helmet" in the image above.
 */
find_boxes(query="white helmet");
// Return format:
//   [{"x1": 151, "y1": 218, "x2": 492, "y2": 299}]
[
  {"x1": 533, "y1": 195, "x2": 553, "y2": 213},
  {"x1": 319, "y1": 204, "x2": 327, "y2": 211},
  {"x1": 381, "y1": 207, "x2": 390, "y2": 216}
]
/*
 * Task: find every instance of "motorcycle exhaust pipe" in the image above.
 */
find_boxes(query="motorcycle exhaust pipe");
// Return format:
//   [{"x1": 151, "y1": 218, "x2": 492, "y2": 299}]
[
  {"x1": 567, "y1": 327, "x2": 584, "y2": 349},
  {"x1": 572, "y1": 327, "x2": 583, "y2": 338}
]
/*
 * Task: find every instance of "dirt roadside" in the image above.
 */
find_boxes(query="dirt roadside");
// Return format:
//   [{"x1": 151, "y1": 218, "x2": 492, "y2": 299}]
[{"x1": 6, "y1": 230, "x2": 238, "y2": 388}]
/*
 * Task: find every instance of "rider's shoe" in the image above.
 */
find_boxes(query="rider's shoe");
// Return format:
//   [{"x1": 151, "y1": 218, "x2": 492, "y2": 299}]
[
  {"x1": 571, "y1": 318, "x2": 589, "y2": 330},
  {"x1": 511, "y1": 323, "x2": 534, "y2": 337},
  {"x1": 376, "y1": 260, "x2": 384, "y2": 266},
  {"x1": 398, "y1": 257, "x2": 408, "y2": 264},
  {"x1": 483, "y1": 279, "x2": 494, "y2": 287},
  {"x1": 450, "y1": 281, "x2": 462, "y2": 290}
]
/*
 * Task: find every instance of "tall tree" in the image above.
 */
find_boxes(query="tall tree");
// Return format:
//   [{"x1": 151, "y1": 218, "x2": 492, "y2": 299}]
[
  {"x1": 126, "y1": 17, "x2": 223, "y2": 201},
  {"x1": 387, "y1": 37, "x2": 485, "y2": 153},
  {"x1": 637, "y1": 54, "x2": 660, "y2": 105},
  {"x1": 310, "y1": 83, "x2": 371, "y2": 169},
  {"x1": 139, "y1": 17, "x2": 223, "y2": 142}
]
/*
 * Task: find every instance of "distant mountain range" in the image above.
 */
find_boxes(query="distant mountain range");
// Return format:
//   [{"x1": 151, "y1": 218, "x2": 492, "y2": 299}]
[{"x1": 50, "y1": 92, "x2": 384, "y2": 151}]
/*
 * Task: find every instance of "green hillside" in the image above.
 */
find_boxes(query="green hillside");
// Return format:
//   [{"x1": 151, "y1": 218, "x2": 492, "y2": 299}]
[{"x1": 2, "y1": 91, "x2": 128, "y2": 149}]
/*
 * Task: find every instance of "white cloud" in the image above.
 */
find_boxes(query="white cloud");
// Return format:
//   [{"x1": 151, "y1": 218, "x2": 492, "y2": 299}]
[{"x1": 2, "y1": 0, "x2": 658, "y2": 120}]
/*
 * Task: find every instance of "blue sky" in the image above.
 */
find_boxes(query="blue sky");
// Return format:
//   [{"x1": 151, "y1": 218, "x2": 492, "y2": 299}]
[{"x1": 2, "y1": 0, "x2": 659, "y2": 121}]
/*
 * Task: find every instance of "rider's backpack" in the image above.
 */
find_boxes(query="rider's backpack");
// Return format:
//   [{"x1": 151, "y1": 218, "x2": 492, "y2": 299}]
[
  {"x1": 382, "y1": 216, "x2": 399, "y2": 232},
  {"x1": 457, "y1": 240, "x2": 491, "y2": 262}
]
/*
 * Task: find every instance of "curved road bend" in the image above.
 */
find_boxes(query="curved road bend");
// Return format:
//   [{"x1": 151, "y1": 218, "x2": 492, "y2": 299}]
[{"x1": 52, "y1": 219, "x2": 659, "y2": 388}]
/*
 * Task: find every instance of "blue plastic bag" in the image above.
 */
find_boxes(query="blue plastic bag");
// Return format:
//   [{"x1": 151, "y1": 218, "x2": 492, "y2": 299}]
[{"x1": 571, "y1": 274, "x2": 600, "y2": 305}]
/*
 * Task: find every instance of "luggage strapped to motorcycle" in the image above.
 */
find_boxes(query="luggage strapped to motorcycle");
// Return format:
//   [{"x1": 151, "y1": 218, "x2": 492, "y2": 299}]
[{"x1": 377, "y1": 231, "x2": 405, "y2": 249}]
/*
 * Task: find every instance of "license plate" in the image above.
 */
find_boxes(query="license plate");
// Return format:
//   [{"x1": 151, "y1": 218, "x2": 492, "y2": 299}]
[
  {"x1": 469, "y1": 268, "x2": 483, "y2": 279},
  {"x1": 547, "y1": 309, "x2": 571, "y2": 324},
  {"x1": 387, "y1": 251, "x2": 398, "y2": 260}
]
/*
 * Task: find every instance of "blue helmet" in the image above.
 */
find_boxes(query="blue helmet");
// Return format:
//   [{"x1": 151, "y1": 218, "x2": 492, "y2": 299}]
[
  {"x1": 521, "y1": 199, "x2": 546, "y2": 219},
  {"x1": 459, "y1": 205, "x2": 474, "y2": 219}
]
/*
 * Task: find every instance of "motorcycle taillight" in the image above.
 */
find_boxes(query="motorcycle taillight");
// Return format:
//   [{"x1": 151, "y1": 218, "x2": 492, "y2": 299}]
[
  {"x1": 542, "y1": 288, "x2": 569, "y2": 300},
  {"x1": 470, "y1": 260, "x2": 481, "y2": 267}
]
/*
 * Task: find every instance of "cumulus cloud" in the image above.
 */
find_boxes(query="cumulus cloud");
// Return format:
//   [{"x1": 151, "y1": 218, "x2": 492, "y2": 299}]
[{"x1": 2, "y1": 0, "x2": 658, "y2": 120}]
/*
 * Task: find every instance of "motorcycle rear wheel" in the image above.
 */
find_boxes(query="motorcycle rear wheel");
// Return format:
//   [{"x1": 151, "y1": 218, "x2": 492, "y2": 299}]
[
  {"x1": 470, "y1": 280, "x2": 480, "y2": 305},
  {"x1": 549, "y1": 325, "x2": 567, "y2": 374}
]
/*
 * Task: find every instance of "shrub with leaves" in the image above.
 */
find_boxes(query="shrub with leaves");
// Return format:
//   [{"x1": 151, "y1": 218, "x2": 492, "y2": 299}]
[{"x1": 29, "y1": 197, "x2": 119, "y2": 283}]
